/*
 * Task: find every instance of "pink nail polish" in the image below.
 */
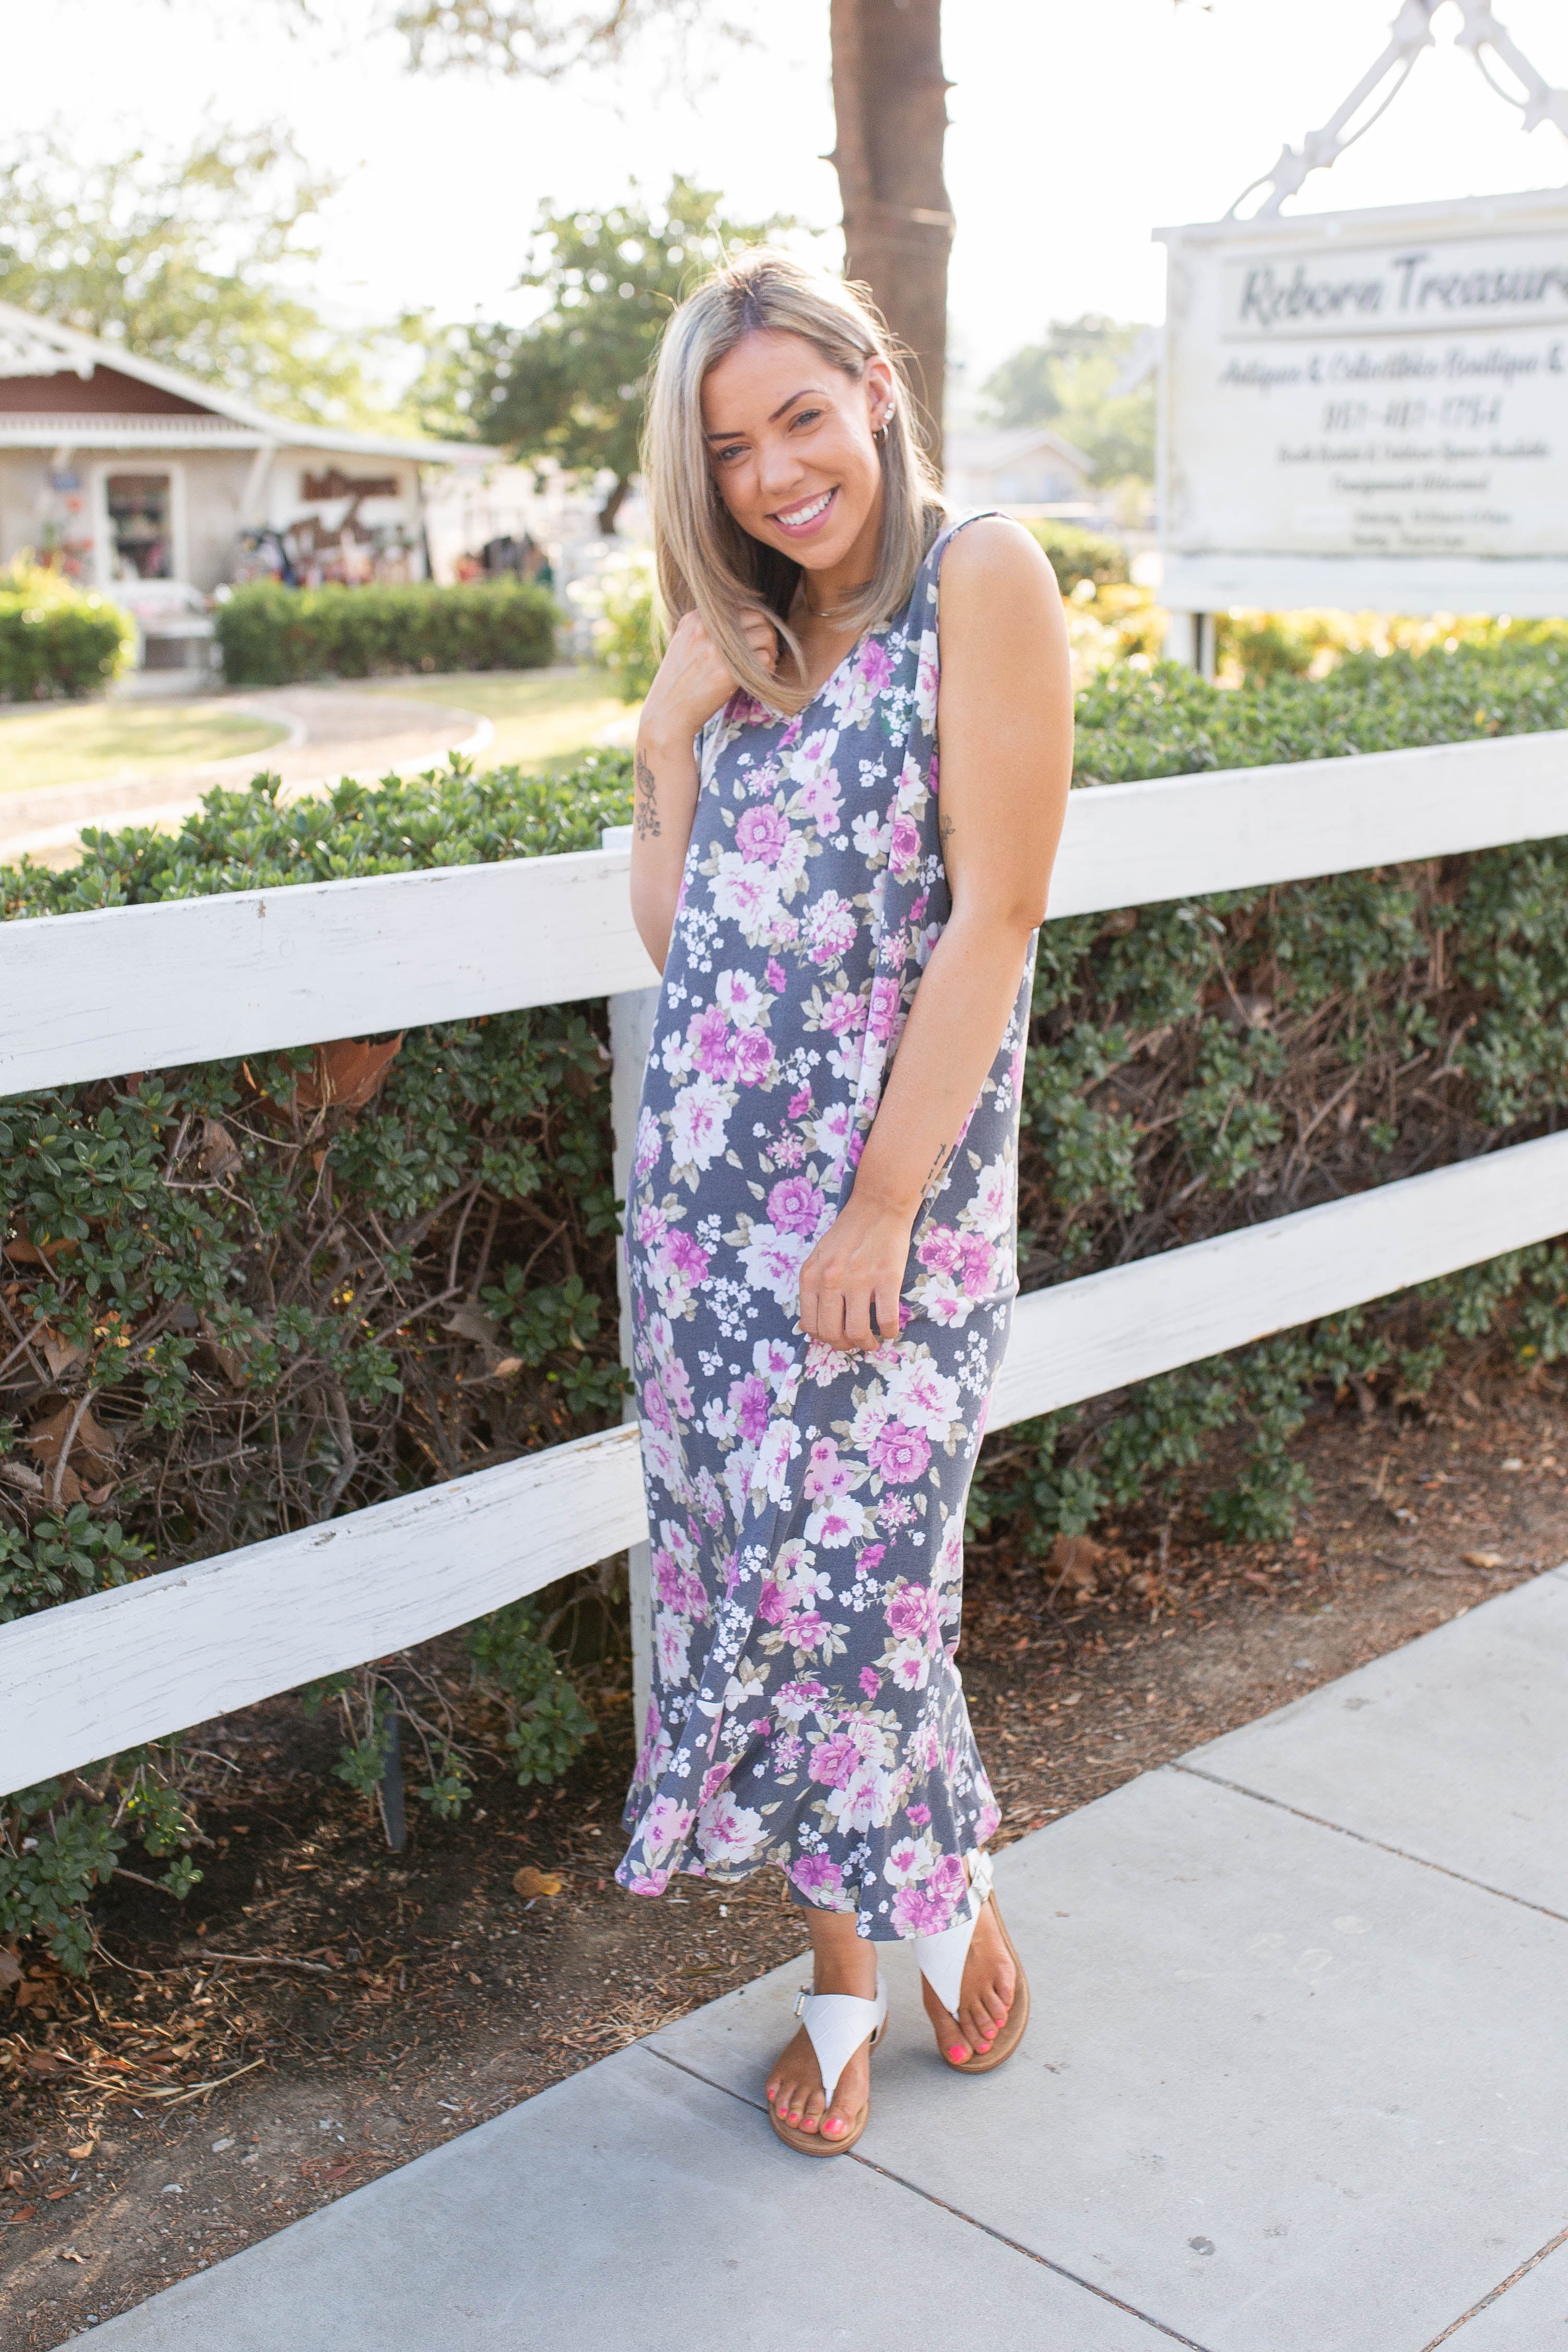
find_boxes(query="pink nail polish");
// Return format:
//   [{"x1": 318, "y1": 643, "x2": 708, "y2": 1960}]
[
  {"x1": 824, "y1": 2117, "x2": 842, "y2": 2136},
  {"x1": 948, "y1": 2043, "x2": 967, "y2": 2062}
]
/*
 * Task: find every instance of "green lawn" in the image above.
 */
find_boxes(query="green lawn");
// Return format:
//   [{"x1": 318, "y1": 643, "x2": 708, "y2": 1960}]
[
  {"x1": 0, "y1": 702, "x2": 290, "y2": 795},
  {"x1": 363, "y1": 667, "x2": 638, "y2": 774}
]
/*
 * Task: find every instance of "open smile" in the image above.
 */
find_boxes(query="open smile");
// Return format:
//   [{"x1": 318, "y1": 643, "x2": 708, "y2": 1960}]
[{"x1": 770, "y1": 486, "x2": 838, "y2": 537}]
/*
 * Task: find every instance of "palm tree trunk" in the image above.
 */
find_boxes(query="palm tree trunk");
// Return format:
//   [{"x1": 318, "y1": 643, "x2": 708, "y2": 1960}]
[{"x1": 828, "y1": 0, "x2": 954, "y2": 475}]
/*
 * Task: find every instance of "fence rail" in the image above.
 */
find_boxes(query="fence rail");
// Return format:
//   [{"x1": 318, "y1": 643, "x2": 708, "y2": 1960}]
[{"x1": 3, "y1": 727, "x2": 1567, "y2": 1795}]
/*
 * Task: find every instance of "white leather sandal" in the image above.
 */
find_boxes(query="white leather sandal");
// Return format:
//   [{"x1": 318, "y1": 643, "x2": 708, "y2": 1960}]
[
  {"x1": 767, "y1": 1973, "x2": 887, "y2": 2155},
  {"x1": 914, "y1": 1849, "x2": 1030, "y2": 2074}
]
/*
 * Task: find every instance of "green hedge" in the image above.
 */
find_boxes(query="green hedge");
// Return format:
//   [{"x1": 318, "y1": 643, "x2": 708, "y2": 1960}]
[
  {"x1": 213, "y1": 579, "x2": 558, "y2": 686},
  {"x1": 0, "y1": 562, "x2": 132, "y2": 701},
  {"x1": 5, "y1": 635, "x2": 1568, "y2": 1968},
  {"x1": 1026, "y1": 520, "x2": 1130, "y2": 594}
]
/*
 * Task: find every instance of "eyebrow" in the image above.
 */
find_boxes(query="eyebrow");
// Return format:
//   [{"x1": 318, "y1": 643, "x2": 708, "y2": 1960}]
[{"x1": 703, "y1": 388, "x2": 824, "y2": 440}]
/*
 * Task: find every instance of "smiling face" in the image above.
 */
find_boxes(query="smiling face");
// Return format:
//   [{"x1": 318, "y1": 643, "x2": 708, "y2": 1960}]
[{"x1": 701, "y1": 328, "x2": 894, "y2": 579}]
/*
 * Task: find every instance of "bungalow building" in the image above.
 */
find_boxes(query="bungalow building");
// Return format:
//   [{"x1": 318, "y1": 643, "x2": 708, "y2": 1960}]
[{"x1": 0, "y1": 300, "x2": 483, "y2": 663}]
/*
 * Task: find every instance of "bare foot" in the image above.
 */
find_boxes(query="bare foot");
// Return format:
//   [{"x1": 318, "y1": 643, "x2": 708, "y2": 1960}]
[
  {"x1": 920, "y1": 1889, "x2": 1016, "y2": 2064},
  {"x1": 766, "y1": 1936, "x2": 879, "y2": 2142}
]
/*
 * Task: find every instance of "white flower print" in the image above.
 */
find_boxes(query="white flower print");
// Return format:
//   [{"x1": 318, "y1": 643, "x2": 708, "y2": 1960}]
[{"x1": 669, "y1": 1074, "x2": 732, "y2": 1174}]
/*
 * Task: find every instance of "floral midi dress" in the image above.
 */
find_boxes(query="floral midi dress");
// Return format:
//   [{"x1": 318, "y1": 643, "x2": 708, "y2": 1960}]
[{"x1": 616, "y1": 514, "x2": 1036, "y2": 1942}]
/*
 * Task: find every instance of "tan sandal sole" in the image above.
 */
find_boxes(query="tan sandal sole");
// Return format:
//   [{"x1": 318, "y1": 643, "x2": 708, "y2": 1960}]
[
  {"x1": 934, "y1": 1893, "x2": 1030, "y2": 2076},
  {"x1": 767, "y1": 2018, "x2": 884, "y2": 2156}
]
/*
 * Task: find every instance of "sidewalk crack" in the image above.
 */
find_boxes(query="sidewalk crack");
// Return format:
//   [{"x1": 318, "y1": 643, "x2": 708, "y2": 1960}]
[
  {"x1": 645, "y1": 2044, "x2": 1218, "y2": 2350},
  {"x1": 1418, "y1": 2218, "x2": 1568, "y2": 2347},
  {"x1": 1171, "y1": 1763, "x2": 1568, "y2": 1927}
]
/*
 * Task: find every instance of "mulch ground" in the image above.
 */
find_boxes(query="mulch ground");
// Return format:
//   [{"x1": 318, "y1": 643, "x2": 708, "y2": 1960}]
[{"x1": 5, "y1": 1371, "x2": 1566, "y2": 2346}]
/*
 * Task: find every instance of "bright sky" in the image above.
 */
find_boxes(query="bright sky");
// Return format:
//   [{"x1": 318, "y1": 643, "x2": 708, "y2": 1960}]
[{"x1": 4, "y1": 0, "x2": 1567, "y2": 396}]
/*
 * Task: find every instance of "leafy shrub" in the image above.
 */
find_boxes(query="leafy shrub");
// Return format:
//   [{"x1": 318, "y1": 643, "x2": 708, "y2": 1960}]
[
  {"x1": 213, "y1": 579, "x2": 558, "y2": 686},
  {"x1": 0, "y1": 558, "x2": 133, "y2": 701},
  {"x1": 1, "y1": 750, "x2": 630, "y2": 1968},
  {"x1": 1026, "y1": 520, "x2": 1130, "y2": 594},
  {"x1": 577, "y1": 549, "x2": 658, "y2": 703},
  {"x1": 6, "y1": 638, "x2": 1568, "y2": 1968}
]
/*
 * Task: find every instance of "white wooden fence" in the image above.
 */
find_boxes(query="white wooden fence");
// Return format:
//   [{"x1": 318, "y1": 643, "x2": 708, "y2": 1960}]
[{"x1": 3, "y1": 725, "x2": 1567, "y2": 1794}]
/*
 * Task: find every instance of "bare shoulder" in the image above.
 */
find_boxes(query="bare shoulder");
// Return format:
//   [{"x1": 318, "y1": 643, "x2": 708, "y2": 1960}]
[{"x1": 937, "y1": 516, "x2": 1059, "y2": 628}]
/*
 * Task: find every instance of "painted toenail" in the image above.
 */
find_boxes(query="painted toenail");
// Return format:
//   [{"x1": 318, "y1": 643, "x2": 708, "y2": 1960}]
[
  {"x1": 824, "y1": 2117, "x2": 842, "y2": 2136},
  {"x1": 948, "y1": 2043, "x2": 967, "y2": 2062}
]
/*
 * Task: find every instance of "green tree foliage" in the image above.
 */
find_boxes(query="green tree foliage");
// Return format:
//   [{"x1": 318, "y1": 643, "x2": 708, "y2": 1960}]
[
  {"x1": 419, "y1": 176, "x2": 785, "y2": 532},
  {"x1": 982, "y1": 314, "x2": 1156, "y2": 492},
  {"x1": 0, "y1": 126, "x2": 414, "y2": 431}
]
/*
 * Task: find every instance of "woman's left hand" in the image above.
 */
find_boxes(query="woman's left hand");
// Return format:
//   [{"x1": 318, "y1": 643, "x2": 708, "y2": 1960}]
[{"x1": 797, "y1": 1192, "x2": 914, "y2": 1351}]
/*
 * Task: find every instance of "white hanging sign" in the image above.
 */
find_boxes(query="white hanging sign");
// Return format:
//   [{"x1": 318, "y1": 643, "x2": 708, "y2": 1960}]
[{"x1": 1156, "y1": 188, "x2": 1568, "y2": 616}]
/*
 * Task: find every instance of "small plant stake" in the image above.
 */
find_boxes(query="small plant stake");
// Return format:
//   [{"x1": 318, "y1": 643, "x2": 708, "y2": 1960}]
[{"x1": 378, "y1": 1701, "x2": 407, "y2": 1854}]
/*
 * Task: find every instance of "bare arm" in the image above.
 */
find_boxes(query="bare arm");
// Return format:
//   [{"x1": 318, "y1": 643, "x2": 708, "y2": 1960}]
[
  {"x1": 798, "y1": 519, "x2": 1072, "y2": 1349},
  {"x1": 630, "y1": 609, "x2": 779, "y2": 973}
]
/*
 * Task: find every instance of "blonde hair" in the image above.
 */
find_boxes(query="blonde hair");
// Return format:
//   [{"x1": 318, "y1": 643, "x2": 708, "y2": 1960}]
[{"x1": 641, "y1": 248, "x2": 947, "y2": 717}]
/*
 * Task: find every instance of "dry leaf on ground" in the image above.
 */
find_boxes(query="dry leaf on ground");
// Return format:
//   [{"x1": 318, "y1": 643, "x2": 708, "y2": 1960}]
[{"x1": 512, "y1": 1867, "x2": 562, "y2": 1900}]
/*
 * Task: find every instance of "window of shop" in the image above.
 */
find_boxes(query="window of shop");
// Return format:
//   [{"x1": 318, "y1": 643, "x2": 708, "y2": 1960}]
[{"x1": 106, "y1": 473, "x2": 174, "y2": 580}]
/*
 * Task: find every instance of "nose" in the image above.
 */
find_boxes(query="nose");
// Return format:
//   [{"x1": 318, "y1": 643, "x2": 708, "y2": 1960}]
[{"x1": 756, "y1": 434, "x2": 807, "y2": 508}]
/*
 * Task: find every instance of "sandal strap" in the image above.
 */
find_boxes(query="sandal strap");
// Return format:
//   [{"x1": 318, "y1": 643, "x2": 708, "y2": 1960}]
[
  {"x1": 792, "y1": 1974, "x2": 887, "y2": 2110},
  {"x1": 912, "y1": 1848, "x2": 994, "y2": 2016}
]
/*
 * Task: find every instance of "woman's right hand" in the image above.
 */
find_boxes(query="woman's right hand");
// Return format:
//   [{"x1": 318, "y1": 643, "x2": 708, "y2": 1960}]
[{"x1": 640, "y1": 608, "x2": 779, "y2": 748}]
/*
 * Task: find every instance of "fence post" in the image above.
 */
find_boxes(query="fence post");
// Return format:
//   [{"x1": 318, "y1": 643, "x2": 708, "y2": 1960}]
[
  {"x1": 1162, "y1": 609, "x2": 1216, "y2": 679},
  {"x1": 602, "y1": 825, "x2": 658, "y2": 1751}
]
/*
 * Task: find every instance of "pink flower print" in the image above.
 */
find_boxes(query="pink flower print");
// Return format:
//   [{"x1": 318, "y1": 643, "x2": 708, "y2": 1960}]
[
  {"x1": 787, "y1": 1085, "x2": 813, "y2": 1119},
  {"x1": 790, "y1": 1854, "x2": 845, "y2": 1901},
  {"x1": 632, "y1": 1106, "x2": 661, "y2": 1179},
  {"x1": 625, "y1": 1865, "x2": 671, "y2": 1898},
  {"x1": 958, "y1": 1231, "x2": 996, "y2": 1297},
  {"x1": 847, "y1": 1129, "x2": 865, "y2": 1170},
  {"x1": 859, "y1": 1667, "x2": 882, "y2": 1700},
  {"x1": 729, "y1": 1374, "x2": 772, "y2": 1444},
  {"x1": 662, "y1": 1355, "x2": 695, "y2": 1419},
  {"x1": 699, "y1": 1761, "x2": 733, "y2": 1804},
  {"x1": 917, "y1": 1224, "x2": 961, "y2": 1275},
  {"x1": 767, "y1": 1174, "x2": 825, "y2": 1237},
  {"x1": 856, "y1": 1544, "x2": 887, "y2": 1575},
  {"x1": 773, "y1": 1677, "x2": 828, "y2": 1721},
  {"x1": 804, "y1": 891, "x2": 859, "y2": 966},
  {"x1": 773, "y1": 1129, "x2": 805, "y2": 1168},
  {"x1": 757, "y1": 1577, "x2": 788, "y2": 1627},
  {"x1": 880, "y1": 1493, "x2": 914, "y2": 1527},
  {"x1": 732, "y1": 1027, "x2": 775, "y2": 1087},
  {"x1": 766, "y1": 957, "x2": 788, "y2": 993},
  {"x1": 927, "y1": 1852, "x2": 969, "y2": 1909},
  {"x1": 771, "y1": 1728, "x2": 804, "y2": 1771},
  {"x1": 890, "y1": 1880, "x2": 957, "y2": 1937},
  {"x1": 666, "y1": 1230, "x2": 710, "y2": 1283},
  {"x1": 734, "y1": 802, "x2": 789, "y2": 865},
  {"x1": 803, "y1": 1438, "x2": 850, "y2": 1500},
  {"x1": 906, "y1": 1802, "x2": 931, "y2": 1826},
  {"x1": 636, "y1": 1202, "x2": 670, "y2": 1250},
  {"x1": 976, "y1": 1798, "x2": 1001, "y2": 1843},
  {"x1": 889, "y1": 810, "x2": 921, "y2": 877},
  {"x1": 642, "y1": 1796, "x2": 695, "y2": 1859},
  {"x1": 822, "y1": 987, "x2": 867, "y2": 1038},
  {"x1": 715, "y1": 966, "x2": 763, "y2": 1023},
  {"x1": 807, "y1": 1730, "x2": 863, "y2": 1790},
  {"x1": 867, "y1": 975, "x2": 902, "y2": 1045},
  {"x1": 642, "y1": 1377, "x2": 673, "y2": 1436},
  {"x1": 688, "y1": 1001, "x2": 737, "y2": 1080},
  {"x1": 871, "y1": 1421, "x2": 931, "y2": 1485},
  {"x1": 793, "y1": 770, "x2": 843, "y2": 832},
  {"x1": 858, "y1": 636, "x2": 893, "y2": 692},
  {"x1": 885, "y1": 1579, "x2": 936, "y2": 1642}
]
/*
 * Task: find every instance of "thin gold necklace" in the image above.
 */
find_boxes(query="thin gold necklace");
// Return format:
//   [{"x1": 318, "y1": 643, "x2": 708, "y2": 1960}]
[{"x1": 801, "y1": 582, "x2": 869, "y2": 622}]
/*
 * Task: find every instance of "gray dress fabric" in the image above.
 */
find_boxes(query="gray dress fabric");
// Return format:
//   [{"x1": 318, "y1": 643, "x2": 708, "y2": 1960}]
[{"x1": 616, "y1": 514, "x2": 1035, "y2": 1941}]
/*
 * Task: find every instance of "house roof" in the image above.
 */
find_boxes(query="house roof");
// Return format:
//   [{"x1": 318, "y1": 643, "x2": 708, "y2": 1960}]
[
  {"x1": 945, "y1": 423, "x2": 1095, "y2": 477},
  {"x1": 0, "y1": 302, "x2": 481, "y2": 465}
]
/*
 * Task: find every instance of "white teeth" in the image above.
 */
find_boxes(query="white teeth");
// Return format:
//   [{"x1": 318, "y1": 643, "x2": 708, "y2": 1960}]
[{"x1": 779, "y1": 489, "x2": 832, "y2": 526}]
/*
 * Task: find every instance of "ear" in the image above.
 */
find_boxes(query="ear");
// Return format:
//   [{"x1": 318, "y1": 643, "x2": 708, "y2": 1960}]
[{"x1": 864, "y1": 357, "x2": 895, "y2": 433}]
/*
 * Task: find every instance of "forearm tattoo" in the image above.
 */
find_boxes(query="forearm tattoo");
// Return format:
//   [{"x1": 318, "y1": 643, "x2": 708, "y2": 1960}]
[{"x1": 634, "y1": 751, "x2": 662, "y2": 840}]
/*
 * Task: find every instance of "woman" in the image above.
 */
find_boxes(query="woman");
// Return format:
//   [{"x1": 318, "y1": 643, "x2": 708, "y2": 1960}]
[{"x1": 616, "y1": 249, "x2": 1072, "y2": 2154}]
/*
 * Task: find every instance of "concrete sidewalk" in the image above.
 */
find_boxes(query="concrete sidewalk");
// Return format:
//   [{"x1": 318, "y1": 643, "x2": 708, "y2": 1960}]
[{"x1": 92, "y1": 1571, "x2": 1568, "y2": 2352}]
